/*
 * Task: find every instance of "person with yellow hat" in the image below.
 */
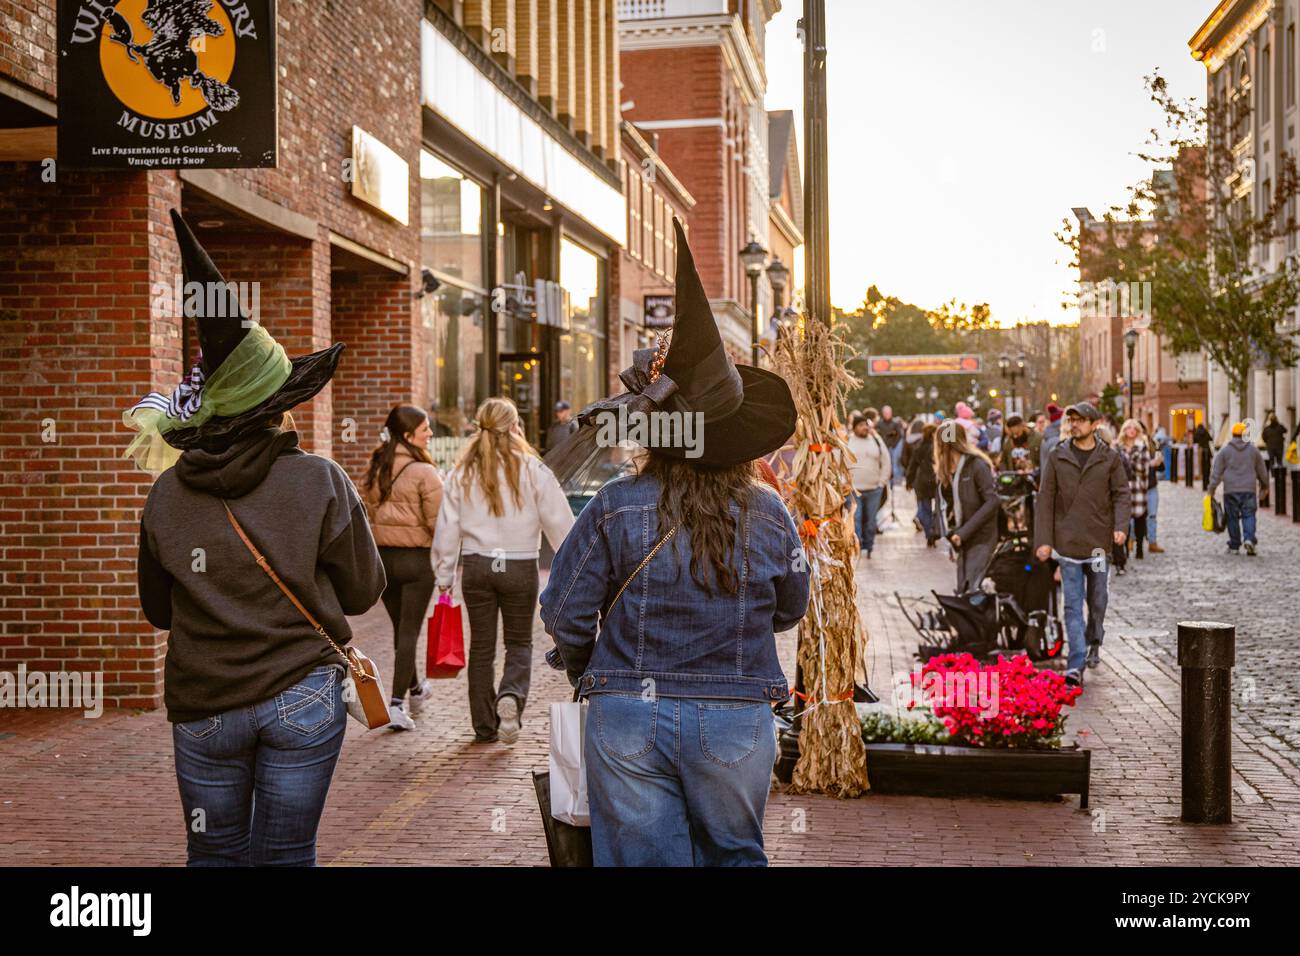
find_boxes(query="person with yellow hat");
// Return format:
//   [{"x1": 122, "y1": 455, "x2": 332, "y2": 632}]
[{"x1": 1208, "y1": 421, "x2": 1270, "y2": 555}]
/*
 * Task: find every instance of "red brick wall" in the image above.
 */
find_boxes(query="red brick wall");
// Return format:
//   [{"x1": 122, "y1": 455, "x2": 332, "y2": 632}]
[
  {"x1": 331, "y1": 268, "x2": 420, "y2": 483},
  {"x1": 0, "y1": 164, "x2": 182, "y2": 709},
  {"x1": 0, "y1": 0, "x2": 57, "y2": 96}
]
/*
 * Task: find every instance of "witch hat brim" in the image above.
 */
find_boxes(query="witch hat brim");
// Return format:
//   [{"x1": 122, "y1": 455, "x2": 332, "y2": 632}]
[{"x1": 161, "y1": 209, "x2": 344, "y2": 451}]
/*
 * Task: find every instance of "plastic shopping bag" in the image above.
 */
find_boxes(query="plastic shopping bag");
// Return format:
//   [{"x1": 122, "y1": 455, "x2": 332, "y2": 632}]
[
  {"x1": 426, "y1": 594, "x2": 466, "y2": 678},
  {"x1": 548, "y1": 700, "x2": 589, "y2": 827},
  {"x1": 1202, "y1": 494, "x2": 1225, "y2": 534}
]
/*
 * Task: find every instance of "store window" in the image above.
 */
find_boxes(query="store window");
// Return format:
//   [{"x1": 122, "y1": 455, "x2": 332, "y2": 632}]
[
  {"x1": 424, "y1": 285, "x2": 488, "y2": 441},
  {"x1": 421, "y1": 148, "x2": 489, "y2": 449},
  {"x1": 559, "y1": 237, "x2": 607, "y2": 416},
  {"x1": 420, "y1": 149, "x2": 484, "y2": 287}
]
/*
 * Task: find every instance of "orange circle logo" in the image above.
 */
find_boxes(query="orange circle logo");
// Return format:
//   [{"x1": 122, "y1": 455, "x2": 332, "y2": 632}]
[{"x1": 98, "y1": 0, "x2": 237, "y2": 120}]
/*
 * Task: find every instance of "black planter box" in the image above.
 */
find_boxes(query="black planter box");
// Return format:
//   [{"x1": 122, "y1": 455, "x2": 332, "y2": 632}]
[
  {"x1": 863, "y1": 742, "x2": 1090, "y2": 806},
  {"x1": 774, "y1": 731, "x2": 1090, "y2": 806}
]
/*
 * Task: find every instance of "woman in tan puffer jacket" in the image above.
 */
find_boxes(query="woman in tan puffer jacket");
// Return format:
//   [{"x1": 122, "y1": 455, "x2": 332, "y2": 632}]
[{"x1": 362, "y1": 405, "x2": 444, "y2": 730}]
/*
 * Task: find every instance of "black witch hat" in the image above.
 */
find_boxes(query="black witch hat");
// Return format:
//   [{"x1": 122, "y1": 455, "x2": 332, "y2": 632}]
[
  {"x1": 160, "y1": 209, "x2": 344, "y2": 451},
  {"x1": 546, "y1": 218, "x2": 796, "y2": 476}
]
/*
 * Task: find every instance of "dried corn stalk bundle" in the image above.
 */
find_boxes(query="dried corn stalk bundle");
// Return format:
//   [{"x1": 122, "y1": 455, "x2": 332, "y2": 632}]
[{"x1": 770, "y1": 319, "x2": 870, "y2": 799}]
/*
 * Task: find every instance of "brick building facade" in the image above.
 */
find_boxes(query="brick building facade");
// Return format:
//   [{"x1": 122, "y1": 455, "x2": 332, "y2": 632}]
[
  {"x1": 0, "y1": 0, "x2": 624, "y2": 706},
  {"x1": 618, "y1": 0, "x2": 784, "y2": 364},
  {"x1": 612, "y1": 121, "x2": 695, "y2": 377}
]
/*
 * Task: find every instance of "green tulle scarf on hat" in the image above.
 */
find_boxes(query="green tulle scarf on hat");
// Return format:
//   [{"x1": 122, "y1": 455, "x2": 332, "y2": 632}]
[{"x1": 122, "y1": 323, "x2": 292, "y2": 474}]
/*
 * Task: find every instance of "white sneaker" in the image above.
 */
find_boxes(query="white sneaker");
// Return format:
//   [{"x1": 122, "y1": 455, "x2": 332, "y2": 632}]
[
  {"x1": 407, "y1": 678, "x2": 434, "y2": 716},
  {"x1": 496, "y1": 695, "x2": 521, "y2": 745},
  {"x1": 386, "y1": 704, "x2": 415, "y2": 731}
]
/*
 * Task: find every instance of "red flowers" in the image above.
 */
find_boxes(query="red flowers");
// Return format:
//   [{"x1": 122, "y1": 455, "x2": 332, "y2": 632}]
[{"x1": 911, "y1": 653, "x2": 1081, "y2": 749}]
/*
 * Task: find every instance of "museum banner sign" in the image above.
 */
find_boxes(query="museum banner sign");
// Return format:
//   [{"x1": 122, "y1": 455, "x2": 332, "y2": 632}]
[{"x1": 57, "y1": 0, "x2": 277, "y2": 169}]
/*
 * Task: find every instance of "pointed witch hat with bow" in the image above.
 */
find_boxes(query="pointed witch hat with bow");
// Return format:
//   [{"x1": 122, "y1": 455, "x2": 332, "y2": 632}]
[
  {"x1": 122, "y1": 210, "x2": 344, "y2": 471},
  {"x1": 545, "y1": 218, "x2": 796, "y2": 479}
]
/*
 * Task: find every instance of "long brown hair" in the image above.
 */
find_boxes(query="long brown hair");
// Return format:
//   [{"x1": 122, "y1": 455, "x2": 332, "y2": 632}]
[
  {"x1": 455, "y1": 397, "x2": 536, "y2": 517},
  {"x1": 640, "y1": 452, "x2": 758, "y2": 595},
  {"x1": 364, "y1": 405, "x2": 433, "y2": 503},
  {"x1": 933, "y1": 419, "x2": 995, "y2": 486}
]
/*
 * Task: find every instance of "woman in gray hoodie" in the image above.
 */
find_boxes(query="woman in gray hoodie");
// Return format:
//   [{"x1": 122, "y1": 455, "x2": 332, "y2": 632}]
[{"x1": 130, "y1": 213, "x2": 385, "y2": 866}]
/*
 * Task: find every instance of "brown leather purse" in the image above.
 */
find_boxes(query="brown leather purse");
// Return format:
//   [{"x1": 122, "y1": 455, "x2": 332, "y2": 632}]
[{"x1": 223, "y1": 502, "x2": 392, "y2": 730}]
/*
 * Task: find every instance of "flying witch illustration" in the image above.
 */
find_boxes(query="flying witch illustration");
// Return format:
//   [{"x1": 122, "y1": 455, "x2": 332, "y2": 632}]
[{"x1": 100, "y1": 0, "x2": 240, "y2": 111}]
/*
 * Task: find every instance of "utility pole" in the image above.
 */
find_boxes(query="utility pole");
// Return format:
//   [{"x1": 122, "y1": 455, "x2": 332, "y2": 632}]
[{"x1": 803, "y1": 0, "x2": 830, "y2": 327}]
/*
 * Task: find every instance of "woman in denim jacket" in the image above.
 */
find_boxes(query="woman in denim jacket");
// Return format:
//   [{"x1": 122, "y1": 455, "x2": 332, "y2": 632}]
[{"x1": 541, "y1": 220, "x2": 808, "y2": 866}]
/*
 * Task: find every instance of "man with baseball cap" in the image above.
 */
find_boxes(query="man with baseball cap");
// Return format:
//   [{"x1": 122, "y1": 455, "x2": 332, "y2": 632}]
[
  {"x1": 1208, "y1": 421, "x2": 1270, "y2": 555},
  {"x1": 1034, "y1": 401, "x2": 1132, "y2": 688},
  {"x1": 546, "y1": 400, "x2": 577, "y2": 451}
]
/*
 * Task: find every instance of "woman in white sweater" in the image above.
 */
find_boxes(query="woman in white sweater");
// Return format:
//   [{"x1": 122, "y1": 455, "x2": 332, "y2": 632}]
[{"x1": 432, "y1": 397, "x2": 574, "y2": 743}]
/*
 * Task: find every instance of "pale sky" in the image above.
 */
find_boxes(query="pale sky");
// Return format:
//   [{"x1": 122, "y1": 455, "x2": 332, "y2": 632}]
[{"x1": 763, "y1": 0, "x2": 1209, "y2": 325}]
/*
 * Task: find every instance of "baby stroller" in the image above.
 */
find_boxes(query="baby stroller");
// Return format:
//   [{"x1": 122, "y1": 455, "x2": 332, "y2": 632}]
[{"x1": 897, "y1": 469, "x2": 1065, "y2": 663}]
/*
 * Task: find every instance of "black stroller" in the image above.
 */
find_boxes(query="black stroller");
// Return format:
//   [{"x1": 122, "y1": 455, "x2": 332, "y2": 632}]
[{"x1": 897, "y1": 469, "x2": 1065, "y2": 663}]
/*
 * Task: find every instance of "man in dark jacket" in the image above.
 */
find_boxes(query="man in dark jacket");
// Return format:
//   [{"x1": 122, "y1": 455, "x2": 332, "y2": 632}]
[
  {"x1": 1208, "y1": 422, "x2": 1270, "y2": 555},
  {"x1": 1034, "y1": 402, "x2": 1131, "y2": 688},
  {"x1": 1261, "y1": 413, "x2": 1288, "y2": 470},
  {"x1": 997, "y1": 414, "x2": 1042, "y2": 470},
  {"x1": 1193, "y1": 421, "x2": 1214, "y2": 489},
  {"x1": 878, "y1": 405, "x2": 905, "y2": 485}
]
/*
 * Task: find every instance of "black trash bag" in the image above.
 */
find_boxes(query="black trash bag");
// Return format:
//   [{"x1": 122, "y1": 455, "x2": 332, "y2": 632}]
[{"x1": 531, "y1": 771, "x2": 593, "y2": 868}]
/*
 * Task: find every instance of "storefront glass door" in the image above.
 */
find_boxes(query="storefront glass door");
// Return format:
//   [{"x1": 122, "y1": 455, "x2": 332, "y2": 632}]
[{"x1": 499, "y1": 351, "x2": 543, "y2": 448}]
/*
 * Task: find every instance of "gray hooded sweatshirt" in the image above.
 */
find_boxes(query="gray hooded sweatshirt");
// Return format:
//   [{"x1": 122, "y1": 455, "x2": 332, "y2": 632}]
[{"x1": 1208, "y1": 437, "x2": 1269, "y2": 496}]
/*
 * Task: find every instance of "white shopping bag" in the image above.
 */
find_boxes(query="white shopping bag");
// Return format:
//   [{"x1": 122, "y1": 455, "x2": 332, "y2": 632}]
[{"x1": 548, "y1": 700, "x2": 589, "y2": 827}]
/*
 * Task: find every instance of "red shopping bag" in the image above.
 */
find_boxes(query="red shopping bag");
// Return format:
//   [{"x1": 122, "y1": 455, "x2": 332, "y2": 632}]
[{"x1": 426, "y1": 594, "x2": 466, "y2": 678}]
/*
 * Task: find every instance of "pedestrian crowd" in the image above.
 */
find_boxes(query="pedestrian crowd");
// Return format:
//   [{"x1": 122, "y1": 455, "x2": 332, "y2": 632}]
[{"x1": 846, "y1": 393, "x2": 1283, "y2": 693}]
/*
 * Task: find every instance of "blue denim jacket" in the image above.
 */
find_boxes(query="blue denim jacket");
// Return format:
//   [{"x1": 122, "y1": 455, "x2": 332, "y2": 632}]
[{"x1": 540, "y1": 474, "x2": 810, "y2": 703}]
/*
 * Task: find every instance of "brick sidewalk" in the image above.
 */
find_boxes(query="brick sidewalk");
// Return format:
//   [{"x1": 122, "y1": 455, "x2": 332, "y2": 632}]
[{"x1": 2, "y1": 481, "x2": 1298, "y2": 865}]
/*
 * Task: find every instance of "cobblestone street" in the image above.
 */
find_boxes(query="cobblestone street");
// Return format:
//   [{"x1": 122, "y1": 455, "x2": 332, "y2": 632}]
[{"x1": 2, "y1": 481, "x2": 1298, "y2": 866}]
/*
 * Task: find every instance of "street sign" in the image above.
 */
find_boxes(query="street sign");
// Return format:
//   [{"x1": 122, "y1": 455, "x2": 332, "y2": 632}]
[
  {"x1": 866, "y1": 354, "x2": 983, "y2": 376},
  {"x1": 57, "y1": 0, "x2": 278, "y2": 169}
]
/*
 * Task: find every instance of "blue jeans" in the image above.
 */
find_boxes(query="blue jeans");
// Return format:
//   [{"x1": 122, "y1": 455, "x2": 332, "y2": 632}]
[
  {"x1": 1059, "y1": 559, "x2": 1109, "y2": 673},
  {"x1": 1146, "y1": 487, "x2": 1158, "y2": 544},
  {"x1": 889, "y1": 442, "x2": 904, "y2": 483},
  {"x1": 171, "y1": 664, "x2": 347, "y2": 866},
  {"x1": 584, "y1": 692, "x2": 777, "y2": 867},
  {"x1": 1224, "y1": 492, "x2": 1258, "y2": 550},
  {"x1": 855, "y1": 487, "x2": 884, "y2": 552},
  {"x1": 916, "y1": 494, "x2": 936, "y2": 540}
]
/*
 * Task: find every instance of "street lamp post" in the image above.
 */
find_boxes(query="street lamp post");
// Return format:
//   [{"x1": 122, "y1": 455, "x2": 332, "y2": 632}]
[
  {"x1": 997, "y1": 353, "x2": 1027, "y2": 417},
  {"x1": 740, "y1": 239, "x2": 768, "y2": 366},
  {"x1": 1124, "y1": 327, "x2": 1139, "y2": 421},
  {"x1": 766, "y1": 256, "x2": 789, "y2": 314}
]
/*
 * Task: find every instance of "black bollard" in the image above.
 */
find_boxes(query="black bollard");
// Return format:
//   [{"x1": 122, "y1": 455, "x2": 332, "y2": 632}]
[
  {"x1": 1184, "y1": 446, "x2": 1194, "y2": 488},
  {"x1": 1178, "y1": 621, "x2": 1235, "y2": 824},
  {"x1": 1275, "y1": 465, "x2": 1287, "y2": 515},
  {"x1": 1168, "y1": 446, "x2": 1179, "y2": 483},
  {"x1": 1292, "y1": 470, "x2": 1300, "y2": 524}
]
